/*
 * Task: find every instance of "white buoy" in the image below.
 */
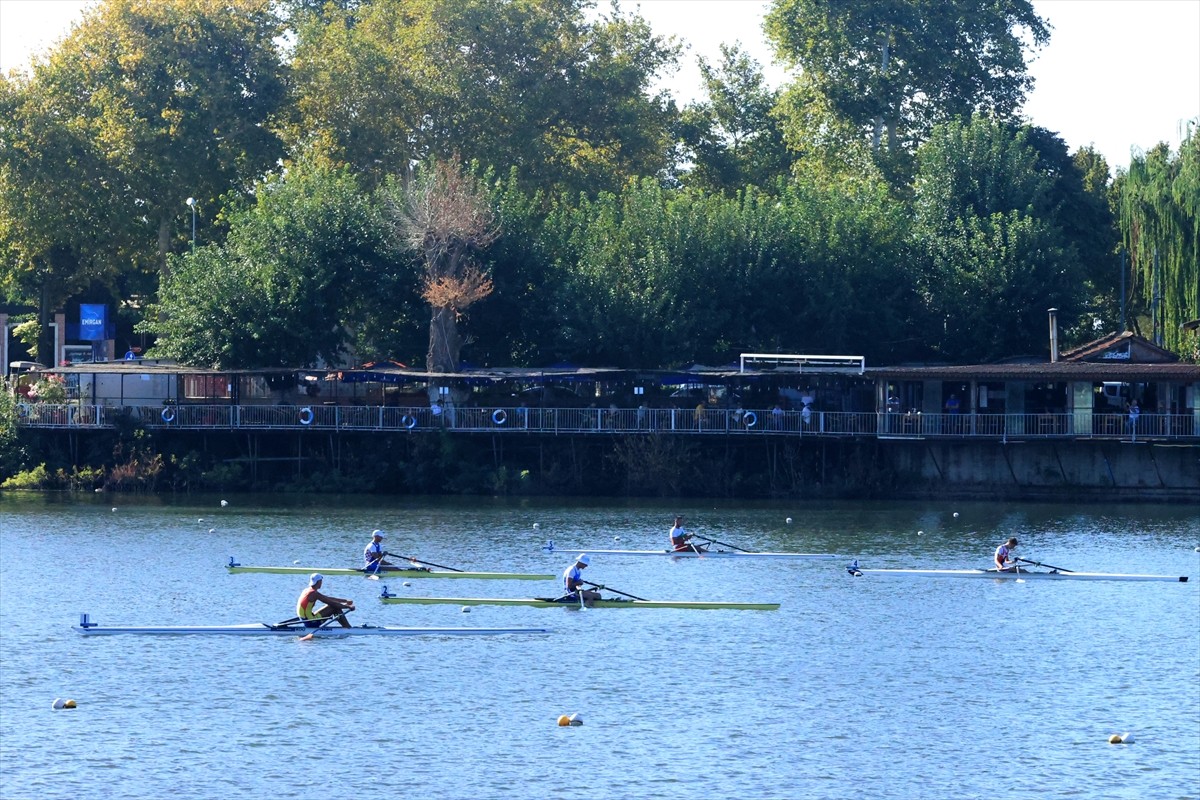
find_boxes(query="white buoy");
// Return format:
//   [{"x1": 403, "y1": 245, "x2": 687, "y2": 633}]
[
  {"x1": 953, "y1": 512, "x2": 960, "y2": 518},
  {"x1": 208, "y1": 529, "x2": 215, "y2": 534},
  {"x1": 917, "y1": 530, "x2": 923, "y2": 535},
  {"x1": 197, "y1": 518, "x2": 204, "y2": 523},
  {"x1": 461, "y1": 606, "x2": 471, "y2": 613},
  {"x1": 220, "y1": 500, "x2": 228, "y2": 507},
  {"x1": 568, "y1": 713, "x2": 583, "y2": 726},
  {"x1": 786, "y1": 517, "x2": 793, "y2": 524},
  {"x1": 614, "y1": 536, "x2": 620, "y2": 542},
  {"x1": 533, "y1": 523, "x2": 540, "y2": 529},
  {"x1": 111, "y1": 508, "x2": 117, "y2": 512},
  {"x1": 402, "y1": 582, "x2": 412, "y2": 587},
  {"x1": 52, "y1": 698, "x2": 65, "y2": 710},
  {"x1": 293, "y1": 560, "x2": 300, "y2": 565}
]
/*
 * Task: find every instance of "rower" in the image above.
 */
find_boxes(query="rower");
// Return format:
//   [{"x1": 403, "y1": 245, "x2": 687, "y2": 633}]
[
  {"x1": 994, "y1": 537, "x2": 1019, "y2": 572},
  {"x1": 363, "y1": 530, "x2": 400, "y2": 572},
  {"x1": 297, "y1": 573, "x2": 355, "y2": 628},
  {"x1": 563, "y1": 554, "x2": 601, "y2": 607},
  {"x1": 669, "y1": 516, "x2": 705, "y2": 553}
]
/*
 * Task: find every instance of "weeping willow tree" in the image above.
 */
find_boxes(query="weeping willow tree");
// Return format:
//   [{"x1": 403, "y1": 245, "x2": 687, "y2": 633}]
[{"x1": 1117, "y1": 125, "x2": 1199, "y2": 358}]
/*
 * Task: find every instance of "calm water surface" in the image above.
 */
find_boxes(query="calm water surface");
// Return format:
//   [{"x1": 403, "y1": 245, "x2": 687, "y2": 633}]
[{"x1": 1, "y1": 494, "x2": 1197, "y2": 800}]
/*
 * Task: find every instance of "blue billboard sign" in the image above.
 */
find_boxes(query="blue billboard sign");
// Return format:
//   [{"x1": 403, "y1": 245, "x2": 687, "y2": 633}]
[{"x1": 79, "y1": 304, "x2": 107, "y2": 341}]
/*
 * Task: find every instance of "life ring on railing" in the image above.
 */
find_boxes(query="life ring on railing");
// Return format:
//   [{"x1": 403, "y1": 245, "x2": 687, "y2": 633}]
[
  {"x1": 299, "y1": 407, "x2": 314, "y2": 426},
  {"x1": 743, "y1": 411, "x2": 757, "y2": 428},
  {"x1": 16, "y1": 403, "x2": 30, "y2": 419},
  {"x1": 401, "y1": 414, "x2": 417, "y2": 430},
  {"x1": 161, "y1": 406, "x2": 176, "y2": 423},
  {"x1": 492, "y1": 409, "x2": 508, "y2": 426}
]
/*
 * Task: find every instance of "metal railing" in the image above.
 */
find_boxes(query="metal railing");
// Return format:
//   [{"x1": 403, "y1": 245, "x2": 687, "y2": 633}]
[{"x1": 13, "y1": 402, "x2": 1199, "y2": 442}]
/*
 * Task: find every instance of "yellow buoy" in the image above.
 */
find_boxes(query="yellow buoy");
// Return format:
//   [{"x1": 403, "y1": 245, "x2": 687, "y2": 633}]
[
  {"x1": 1108, "y1": 734, "x2": 1124, "y2": 744},
  {"x1": 557, "y1": 715, "x2": 571, "y2": 727},
  {"x1": 64, "y1": 699, "x2": 76, "y2": 709}
]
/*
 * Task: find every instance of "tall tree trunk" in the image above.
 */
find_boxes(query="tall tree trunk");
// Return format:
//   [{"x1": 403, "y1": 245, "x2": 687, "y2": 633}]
[{"x1": 427, "y1": 305, "x2": 461, "y2": 373}]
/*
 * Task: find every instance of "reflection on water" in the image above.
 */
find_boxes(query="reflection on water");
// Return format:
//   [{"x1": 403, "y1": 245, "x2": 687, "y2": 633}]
[{"x1": 1, "y1": 495, "x2": 1197, "y2": 800}]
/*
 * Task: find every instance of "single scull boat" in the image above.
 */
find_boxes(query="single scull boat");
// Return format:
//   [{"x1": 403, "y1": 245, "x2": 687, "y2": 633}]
[
  {"x1": 846, "y1": 561, "x2": 1188, "y2": 582},
  {"x1": 226, "y1": 557, "x2": 553, "y2": 581},
  {"x1": 545, "y1": 546, "x2": 837, "y2": 560},
  {"x1": 72, "y1": 614, "x2": 550, "y2": 636},
  {"x1": 378, "y1": 587, "x2": 779, "y2": 610}
]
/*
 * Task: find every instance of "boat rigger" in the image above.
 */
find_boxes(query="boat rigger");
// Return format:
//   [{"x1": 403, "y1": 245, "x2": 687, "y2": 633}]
[{"x1": 72, "y1": 614, "x2": 551, "y2": 636}]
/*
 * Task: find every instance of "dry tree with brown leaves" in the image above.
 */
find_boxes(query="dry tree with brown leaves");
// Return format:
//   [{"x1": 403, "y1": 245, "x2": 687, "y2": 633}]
[{"x1": 389, "y1": 158, "x2": 499, "y2": 373}]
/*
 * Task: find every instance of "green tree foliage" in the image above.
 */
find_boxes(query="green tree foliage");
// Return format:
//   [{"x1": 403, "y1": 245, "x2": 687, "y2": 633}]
[
  {"x1": 1, "y1": 0, "x2": 286, "y2": 357},
  {"x1": 677, "y1": 43, "x2": 794, "y2": 193},
  {"x1": 1117, "y1": 127, "x2": 1199, "y2": 355},
  {"x1": 285, "y1": 0, "x2": 678, "y2": 195},
  {"x1": 765, "y1": 0, "x2": 1048, "y2": 182},
  {"x1": 506, "y1": 172, "x2": 915, "y2": 368},
  {"x1": 913, "y1": 117, "x2": 1086, "y2": 361},
  {"x1": 140, "y1": 158, "x2": 394, "y2": 368}
]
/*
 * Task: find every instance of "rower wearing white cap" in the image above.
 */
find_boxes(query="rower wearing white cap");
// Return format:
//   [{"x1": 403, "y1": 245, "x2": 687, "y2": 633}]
[
  {"x1": 563, "y1": 554, "x2": 601, "y2": 607},
  {"x1": 363, "y1": 529, "x2": 401, "y2": 572},
  {"x1": 296, "y1": 573, "x2": 355, "y2": 628}
]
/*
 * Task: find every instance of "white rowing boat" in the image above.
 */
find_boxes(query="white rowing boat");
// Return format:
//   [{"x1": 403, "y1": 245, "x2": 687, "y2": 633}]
[
  {"x1": 846, "y1": 561, "x2": 1189, "y2": 582},
  {"x1": 72, "y1": 614, "x2": 550, "y2": 636},
  {"x1": 225, "y1": 557, "x2": 553, "y2": 581},
  {"x1": 378, "y1": 588, "x2": 779, "y2": 610},
  {"x1": 544, "y1": 543, "x2": 837, "y2": 560}
]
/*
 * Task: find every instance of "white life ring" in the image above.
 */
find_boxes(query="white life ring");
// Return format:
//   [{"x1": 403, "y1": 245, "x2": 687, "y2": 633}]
[
  {"x1": 743, "y1": 411, "x2": 757, "y2": 428},
  {"x1": 401, "y1": 414, "x2": 417, "y2": 430},
  {"x1": 16, "y1": 403, "x2": 30, "y2": 418},
  {"x1": 492, "y1": 409, "x2": 507, "y2": 425},
  {"x1": 299, "y1": 407, "x2": 314, "y2": 426},
  {"x1": 161, "y1": 406, "x2": 176, "y2": 423}
]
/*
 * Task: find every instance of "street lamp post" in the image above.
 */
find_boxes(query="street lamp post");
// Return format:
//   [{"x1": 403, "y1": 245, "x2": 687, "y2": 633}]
[{"x1": 186, "y1": 197, "x2": 197, "y2": 253}]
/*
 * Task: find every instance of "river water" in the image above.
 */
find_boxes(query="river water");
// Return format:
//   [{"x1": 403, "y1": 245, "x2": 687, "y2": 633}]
[{"x1": 1, "y1": 494, "x2": 1197, "y2": 800}]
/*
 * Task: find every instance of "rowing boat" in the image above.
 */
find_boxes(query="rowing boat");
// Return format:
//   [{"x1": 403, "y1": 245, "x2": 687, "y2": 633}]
[
  {"x1": 550, "y1": 548, "x2": 838, "y2": 560},
  {"x1": 378, "y1": 588, "x2": 779, "y2": 610},
  {"x1": 72, "y1": 614, "x2": 550, "y2": 636},
  {"x1": 845, "y1": 562, "x2": 1188, "y2": 582},
  {"x1": 225, "y1": 558, "x2": 553, "y2": 581}
]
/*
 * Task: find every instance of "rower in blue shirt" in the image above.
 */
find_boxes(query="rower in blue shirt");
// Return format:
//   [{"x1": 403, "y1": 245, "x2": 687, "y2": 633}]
[{"x1": 563, "y1": 554, "x2": 601, "y2": 607}]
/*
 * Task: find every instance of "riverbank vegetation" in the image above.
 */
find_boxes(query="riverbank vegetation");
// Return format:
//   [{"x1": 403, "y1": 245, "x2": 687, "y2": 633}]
[{"x1": 2, "y1": 0, "x2": 1196, "y2": 494}]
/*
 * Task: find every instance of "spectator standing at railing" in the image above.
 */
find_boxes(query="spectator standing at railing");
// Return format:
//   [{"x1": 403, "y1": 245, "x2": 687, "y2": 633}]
[
  {"x1": 1127, "y1": 399, "x2": 1140, "y2": 440},
  {"x1": 771, "y1": 404, "x2": 784, "y2": 429}
]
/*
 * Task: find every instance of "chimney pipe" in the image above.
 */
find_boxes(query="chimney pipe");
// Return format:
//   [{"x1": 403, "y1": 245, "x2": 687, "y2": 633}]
[{"x1": 1048, "y1": 308, "x2": 1059, "y2": 363}]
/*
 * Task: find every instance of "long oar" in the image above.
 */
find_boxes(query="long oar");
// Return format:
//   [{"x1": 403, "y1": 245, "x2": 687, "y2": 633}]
[
  {"x1": 1015, "y1": 556, "x2": 1074, "y2": 573},
  {"x1": 385, "y1": 552, "x2": 463, "y2": 573},
  {"x1": 583, "y1": 580, "x2": 647, "y2": 602},
  {"x1": 691, "y1": 533, "x2": 752, "y2": 553},
  {"x1": 298, "y1": 611, "x2": 346, "y2": 642}
]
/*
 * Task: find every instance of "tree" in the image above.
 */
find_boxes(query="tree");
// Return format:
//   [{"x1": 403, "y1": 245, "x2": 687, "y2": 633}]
[
  {"x1": 677, "y1": 43, "x2": 794, "y2": 193},
  {"x1": 1117, "y1": 128, "x2": 1199, "y2": 355},
  {"x1": 912, "y1": 117, "x2": 1086, "y2": 361},
  {"x1": 284, "y1": 0, "x2": 678, "y2": 195},
  {"x1": 1, "y1": 0, "x2": 286, "y2": 358},
  {"x1": 140, "y1": 158, "x2": 392, "y2": 368},
  {"x1": 765, "y1": 0, "x2": 1048, "y2": 182},
  {"x1": 387, "y1": 160, "x2": 499, "y2": 373}
]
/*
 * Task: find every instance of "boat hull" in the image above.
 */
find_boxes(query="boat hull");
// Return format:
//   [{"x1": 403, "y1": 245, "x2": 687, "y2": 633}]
[
  {"x1": 561, "y1": 549, "x2": 837, "y2": 560},
  {"x1": 851, "y1": 568, "x2": 1188, "y2": 582},
  {"x1": 378, "y1": 595, "x2": 780, "y2": 610},
  {"x1": 73, "y1": 622, "x2": 550, "y2": 636},
  {"x1": 226, "y1": 564, "x2": 553, "y2": 580}
]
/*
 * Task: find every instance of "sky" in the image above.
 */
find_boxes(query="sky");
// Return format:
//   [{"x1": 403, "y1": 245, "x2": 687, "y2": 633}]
[{"x1": 1, "y1": 0, "x2": 1197, "y2": 172}]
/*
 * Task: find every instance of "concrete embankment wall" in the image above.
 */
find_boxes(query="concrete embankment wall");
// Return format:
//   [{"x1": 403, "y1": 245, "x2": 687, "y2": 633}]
[{"x1": 884, "y1": 440, "x2": 1200, "y2": 502}]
